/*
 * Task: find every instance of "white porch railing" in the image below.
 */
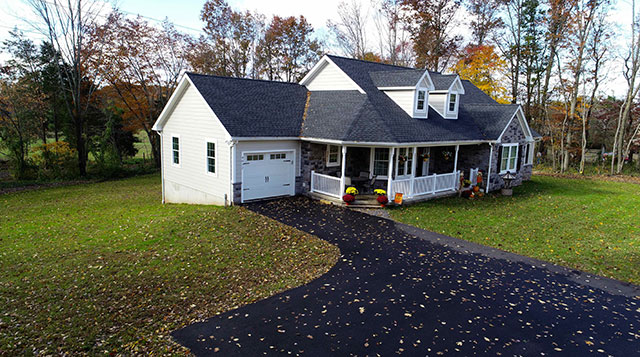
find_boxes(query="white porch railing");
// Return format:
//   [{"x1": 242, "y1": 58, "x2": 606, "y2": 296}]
[
  {"x1": 310, "y1": 170, "x2": 342, "y2": 198},
  {"x1": 390, "y1": 171, "x2": 460, "y2": 198}
]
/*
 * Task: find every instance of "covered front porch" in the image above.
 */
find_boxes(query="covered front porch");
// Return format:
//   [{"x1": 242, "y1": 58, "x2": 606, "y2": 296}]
[{"x1": 304, "y1": 142, "x2": 481, "y2": 204}]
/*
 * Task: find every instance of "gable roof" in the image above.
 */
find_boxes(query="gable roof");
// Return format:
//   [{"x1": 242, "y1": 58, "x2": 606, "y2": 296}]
[
  {"x1": 154, "y1": 55, "x2": 532, "y2": 144},
  {"x1": 183, "y1": 73, "x2": 308, "y2": 137},
  {"x1": 428, "y1": 71, "x2": 459, "y2": 91},
  {"x1": 302, "y1": 55, "x2": 518, "y2": 143}
]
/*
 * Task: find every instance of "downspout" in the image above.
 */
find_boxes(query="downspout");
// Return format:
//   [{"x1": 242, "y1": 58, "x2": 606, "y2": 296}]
[
  {"x1": 486, "y1": 143, "x2": 494, "y2": 194},
  {"x1": 229, "y1": 140, "x2": 237, "y2": 206},
  {"x1": 159, "y1": 131, "x2": 165, "y2": 204}
]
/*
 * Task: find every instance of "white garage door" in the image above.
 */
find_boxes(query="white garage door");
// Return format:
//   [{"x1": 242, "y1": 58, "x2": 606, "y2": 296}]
[{"x1": 242, "y1": 151, "x2": 295, "y2": 202}]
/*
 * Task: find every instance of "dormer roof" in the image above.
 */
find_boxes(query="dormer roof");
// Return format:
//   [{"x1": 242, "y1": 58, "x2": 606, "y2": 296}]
[{"x1": 369, "y1": 69, "x2": 434, "y2": 89}]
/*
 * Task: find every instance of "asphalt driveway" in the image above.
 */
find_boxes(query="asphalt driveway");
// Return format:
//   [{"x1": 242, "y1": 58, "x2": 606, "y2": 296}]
[{"x1": 173, "y1": 197, "x2": 640, "y2": 355}]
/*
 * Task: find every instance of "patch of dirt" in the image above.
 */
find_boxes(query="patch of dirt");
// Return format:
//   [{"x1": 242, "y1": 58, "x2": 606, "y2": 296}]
[{"x1": 533, "y1": 171, "x2": 640, "y2": 185}]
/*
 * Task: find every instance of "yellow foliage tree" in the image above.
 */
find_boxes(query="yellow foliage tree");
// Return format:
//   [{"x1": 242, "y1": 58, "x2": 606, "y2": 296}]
[{"x1": 452, "y1": 45, "x2": 510, "y2": 104}]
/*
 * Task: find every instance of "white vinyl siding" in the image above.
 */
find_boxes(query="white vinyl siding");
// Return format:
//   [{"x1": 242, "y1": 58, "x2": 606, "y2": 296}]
[
  {"x1": 383, "y1": 89, "x2": 415, "y2": 116},
  {"x1": 500, "y1": 144, "x2": 519, "y2": 174},
  {"x1": 161, "y1": 83, "x2": 231, "y2": 205},
  {"x1": 305, "y1": 61, "x2": 360, "y2": 91},
  {"x1": 428, "y1": 93, "x2": 447, "y2": 117}
]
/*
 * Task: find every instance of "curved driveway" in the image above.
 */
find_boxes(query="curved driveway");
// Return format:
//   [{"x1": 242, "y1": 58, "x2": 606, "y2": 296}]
[{"x1": 173, "y1": 197, "x2": 640, "y2": 355}]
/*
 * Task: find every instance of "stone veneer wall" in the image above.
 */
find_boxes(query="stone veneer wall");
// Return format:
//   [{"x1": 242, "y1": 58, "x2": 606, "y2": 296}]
[
  {"x1": 456, "y1": 144, "x2": 491, "y2": 181},
  {"x1": 301, "y1": 142, "x2": 340, "y2": 194},
  {"x1": 488, "y1": 117, "x2": 532, "y2": 191}
]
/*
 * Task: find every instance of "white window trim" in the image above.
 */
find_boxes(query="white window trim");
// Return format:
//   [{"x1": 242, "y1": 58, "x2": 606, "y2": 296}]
[
  {"x1": 447, "y1": 93, "x2": 459, "y2": 114},
  {"x1": 171, "y1": 134, "x2": 181, "y2": 168},
  {"x1": 326, "y1": 144, "x2": 341, "y2": 167},
  {"x1": 394, "y1": 147, "x2": 414, "y2": 179},
  {"x1": 415, "y1": 88, "x2": 427, "y2": 112},
  {"x1": 499, "y1": 143, "x2": 519, "y2": 174},
  {"x1": 370, "y1": 147, "x2": 390, "y2": 179},
  {"x1": 205, "y1": 138, "x2": 217, "y2": 177},
  {"x1": 525, "y1": 142, "x2": 534, "y2": 165}
]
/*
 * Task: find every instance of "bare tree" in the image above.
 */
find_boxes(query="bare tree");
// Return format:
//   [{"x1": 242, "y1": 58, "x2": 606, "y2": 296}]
[
  {"x1": 328, "y1": 0, "x2": 371, "y2": 59},
  {"x1": 24, "y1": 0, "x2": 108, "y2": 176},
  {"x1": 466, "y1": 0, "x2": 504, "y2": 46},
  {"x1": 579, "y1": 10, "x2": 611, "y2": 173},
  {"x1": 562, "y1": 0, "x2": 603, "y2": 173},
  {"x1": 496, "y1": 0, "x2": 524, "y2": 104},
  {"x1": 612, "y1": 0, "x2": 640, "y2": 174},
  {"x1": 539, "y1": 0, "x2": 576, "y2": 166},
  {"x1": 372, "y1": 0, "x2": 413, "y2": 65}
]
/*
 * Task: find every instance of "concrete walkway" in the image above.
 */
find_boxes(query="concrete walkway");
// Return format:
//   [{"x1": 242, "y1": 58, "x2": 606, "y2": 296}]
[{"x1": 172, "y1": 197, "x2": 640, "y2": 355}]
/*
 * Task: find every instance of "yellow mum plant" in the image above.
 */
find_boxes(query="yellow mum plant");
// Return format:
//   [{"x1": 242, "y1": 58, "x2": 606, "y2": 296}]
[{"x1": 345, "y1": 187, "x2": 359, "y2": 195}]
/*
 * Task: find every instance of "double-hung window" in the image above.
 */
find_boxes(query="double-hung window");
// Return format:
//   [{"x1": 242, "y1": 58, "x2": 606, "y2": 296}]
[
  {"x1": 206, "y1": 141, "x2": 216, "y2": 174},
  {"x1": 448, "y1": 93, "x2": 457, "y2": 113},
  {"x1": 327, "y1": 145, "x2": 340, "y2": 167},
  {"x1": 395, "y1": 147, "x2": 414, "y2": 177},
  {"x1": 373, "y1": 148, "x2": 390, "y2": 177},
  {"x1": 416, "y1": 90, "x2": 426, "y2": 111},
  {"x1": 172, "y1": 136, "x2": 180, "y2": 166},
  {"x1": 500, "y1": 144, "x2": 518, "y2": 173}
]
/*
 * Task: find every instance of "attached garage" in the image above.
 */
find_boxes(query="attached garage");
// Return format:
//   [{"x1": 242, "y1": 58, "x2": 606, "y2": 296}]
[{"x1": 241, "y1": 150, "x2": 296, "y2": 202}]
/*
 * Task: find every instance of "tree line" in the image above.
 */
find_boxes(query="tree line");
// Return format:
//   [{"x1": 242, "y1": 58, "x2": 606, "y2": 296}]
[
  {"x1": 1, "y1": 0, "x2": 639, "y2": 181},
  {"x1": 328, "y1": 0, "x2": 640, "y2": 175}
]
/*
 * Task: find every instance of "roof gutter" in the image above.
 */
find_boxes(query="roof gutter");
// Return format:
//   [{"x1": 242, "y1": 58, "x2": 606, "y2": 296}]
[{"x1": 301, "y1": 136, "x2": 494, "y2": 147}]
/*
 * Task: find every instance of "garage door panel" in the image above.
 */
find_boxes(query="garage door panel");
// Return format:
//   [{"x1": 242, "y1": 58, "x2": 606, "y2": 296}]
[{"x1": 242, "y1": 151, "x2": 294, "y2": 202}]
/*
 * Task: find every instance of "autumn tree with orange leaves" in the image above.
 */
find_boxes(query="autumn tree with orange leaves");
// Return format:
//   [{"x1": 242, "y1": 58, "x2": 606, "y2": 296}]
[
  {"x1": 452, "y1": 45, "x2": 509, "y2": 103},
  {"x1": 89, "y1": 12, "x2": 190, "y2": 167}
]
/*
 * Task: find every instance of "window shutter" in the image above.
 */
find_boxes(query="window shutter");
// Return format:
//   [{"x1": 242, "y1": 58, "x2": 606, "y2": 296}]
[
  {"x1": 517, "y1": 144, "x2": 523, "y2": 171},
  {"x1": 496, "y1": 146, "x2": 503, "y2": 172}
]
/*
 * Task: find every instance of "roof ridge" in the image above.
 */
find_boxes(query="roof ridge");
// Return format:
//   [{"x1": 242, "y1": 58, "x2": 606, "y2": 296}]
[
  {"x1": 186, "y1": 72, "x2": 304, "y2": 86},
  {"x1": 326, "y1": 54, "x2": 417, "y2": 70}
]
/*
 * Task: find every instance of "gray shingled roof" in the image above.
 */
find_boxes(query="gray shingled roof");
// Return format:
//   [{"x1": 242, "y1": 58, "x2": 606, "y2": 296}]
[
  {"x1": 429, "y1": 71, "x2": 458, "y2": 91},
  {"x1": 303, "y1": 55, "x2": 521, "y2": 143},
  {"x1": 186, "y1": 73, "x2": 308, "y2": 137},
  {"x1": 369, "y1": 69, "x2": 426, "y2": 88},
  {"x1": 184, "y1": 56, "x2": 525, "y2": 143}
]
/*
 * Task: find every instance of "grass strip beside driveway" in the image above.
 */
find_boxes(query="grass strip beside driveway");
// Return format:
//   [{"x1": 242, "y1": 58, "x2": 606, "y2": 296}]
[{"x1": 391, "y1": 175, "x2": 640, "y2": 285}]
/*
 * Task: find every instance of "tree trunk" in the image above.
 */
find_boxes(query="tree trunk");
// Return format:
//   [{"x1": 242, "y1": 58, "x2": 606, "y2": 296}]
[{"x1": 145, "y1": 129, "x2": 161, "y2": 168}]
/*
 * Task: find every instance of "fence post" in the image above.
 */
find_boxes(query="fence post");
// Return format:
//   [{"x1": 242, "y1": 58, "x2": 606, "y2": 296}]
[
  {"x1": 432, "y1": 173, "x2": 437, "y2": 193},
  {"x1": 311, "y1": 170, "x2": 315, "y2": 193}
]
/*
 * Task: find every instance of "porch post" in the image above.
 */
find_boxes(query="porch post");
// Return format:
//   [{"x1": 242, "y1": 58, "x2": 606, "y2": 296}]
[
  {"x1": 340, "y1": 146, "x2": 347, "y2": 194},
  {"x1": 410, "y1": 146, "x2": 418, "y2": 197},
  {"x1": 486, "y1": 143, "x2": 494, "y2": 194},
  {"x1": 386, "y1": 147, "x2": 395, "y2": 197},
  {"x1": 453, "y1": 144, "x2": 459, "y2": 173}
]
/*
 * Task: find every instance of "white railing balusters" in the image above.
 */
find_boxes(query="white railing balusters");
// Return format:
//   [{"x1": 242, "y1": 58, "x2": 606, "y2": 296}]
[{"x1": 310, "y1": 171, "x2": 342, "y2": 198}]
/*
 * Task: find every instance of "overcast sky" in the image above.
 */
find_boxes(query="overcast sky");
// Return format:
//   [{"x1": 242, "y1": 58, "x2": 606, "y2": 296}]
[{"x1": 0, "y1": 0, "x2": 635, "y2": 97}]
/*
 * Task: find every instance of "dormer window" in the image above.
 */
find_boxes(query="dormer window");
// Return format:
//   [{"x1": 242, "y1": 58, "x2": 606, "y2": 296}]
[
  {"x1": 448, "y1": 93, "x2": 457, "y2": 113},
  {"x1": 416, "y1": 90, "x2": 426, "y2": 111}
]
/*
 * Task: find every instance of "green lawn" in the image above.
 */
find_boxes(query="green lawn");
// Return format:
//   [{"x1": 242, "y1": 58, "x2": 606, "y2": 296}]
[
  {"x1": 0, "y1": 175, "x2": 339, "y2": 354},
  {"x1": 391, "y1": 175, "x2": 640, "y2": 285}
]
